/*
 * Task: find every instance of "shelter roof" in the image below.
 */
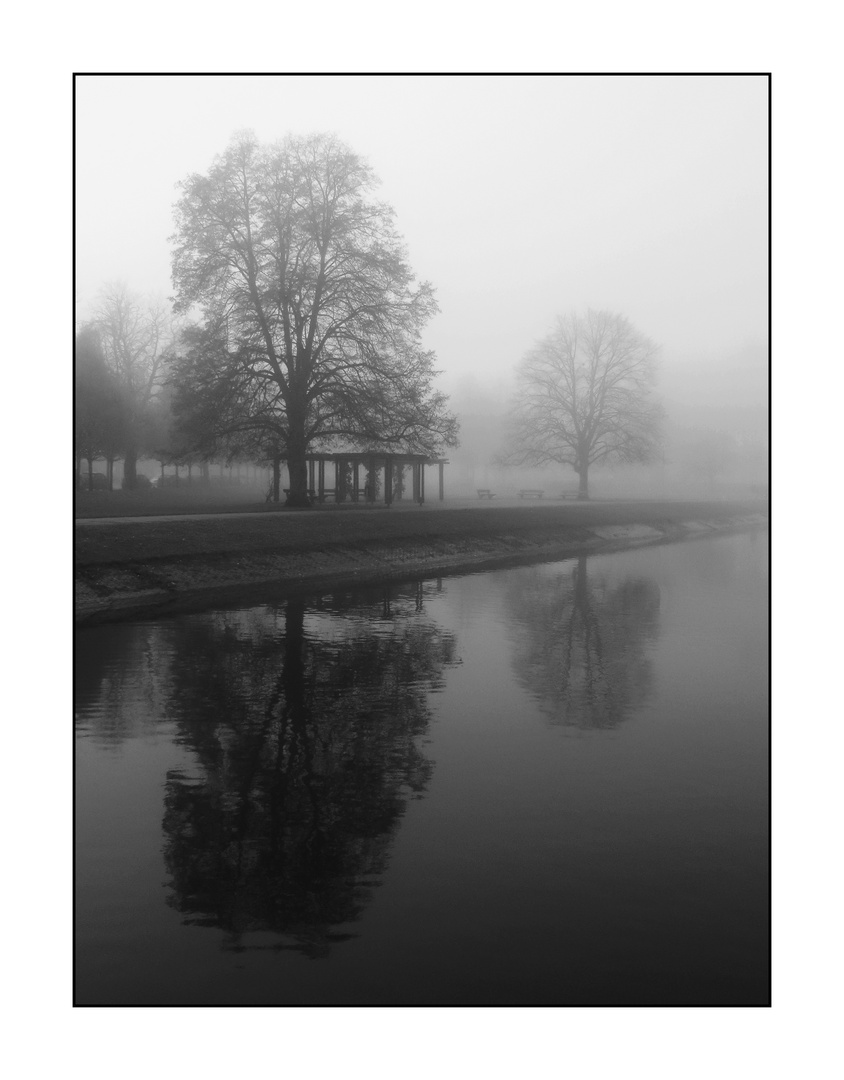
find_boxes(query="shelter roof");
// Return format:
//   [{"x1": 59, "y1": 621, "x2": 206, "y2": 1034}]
[{"x1": 299, "y1": 451, "x2": 449, "y2": 465}]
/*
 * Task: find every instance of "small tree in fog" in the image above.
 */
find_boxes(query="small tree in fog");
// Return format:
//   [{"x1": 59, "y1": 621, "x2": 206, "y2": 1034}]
[
  {"x1": 75, "y1": 326, "x2": 129, "y2": 489},
  {"x1": 91, "y1": 283, "x2": 175, "y2": 488},
  {"x1": 501, "y1": 310, "x2": 663, "y2": 499}
]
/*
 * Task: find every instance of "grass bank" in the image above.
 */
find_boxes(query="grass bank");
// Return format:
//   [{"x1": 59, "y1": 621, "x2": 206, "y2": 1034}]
[
  {"x1": 75, "y1": 498, "x2": 768, "y2": 624},
  {"x1": 74, "y1": 484, "x2": 271, "y2": 519}
]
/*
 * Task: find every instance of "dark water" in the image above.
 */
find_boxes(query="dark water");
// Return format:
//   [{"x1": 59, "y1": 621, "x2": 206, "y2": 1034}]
[{"x1": 75, "y1": 530, "x2": 769, "y2": 1005}]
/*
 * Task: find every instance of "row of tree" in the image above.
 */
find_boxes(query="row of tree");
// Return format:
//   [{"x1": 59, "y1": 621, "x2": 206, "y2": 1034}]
[
  {"x1": 75, "y1": 286, "x2": 178, "y2": 488},
  {"x1": 77, "y1": 132, "x2": 665, "y2": 502}
]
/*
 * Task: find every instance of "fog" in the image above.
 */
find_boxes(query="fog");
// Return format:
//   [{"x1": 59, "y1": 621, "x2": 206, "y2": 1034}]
[{"x1": 76, "y1": 75, "x2": 768, "y2": 495}]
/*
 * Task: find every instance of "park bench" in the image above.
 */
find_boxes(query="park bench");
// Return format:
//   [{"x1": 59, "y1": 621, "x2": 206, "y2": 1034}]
[
  {"x1": 557, "y1": 489, "x2": 580, "y2": 500},
  {"x1": 283, "y1": 488, "x2": 337, "y2": 502},
  {"x1": 477, "y1": 489, "x2": 496, "y2": 499},
  {"x1": 518, "y1": 489, "x2": 544, "y2": 499}
]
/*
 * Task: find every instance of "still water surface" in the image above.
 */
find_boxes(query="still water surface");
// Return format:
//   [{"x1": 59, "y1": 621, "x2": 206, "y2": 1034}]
[{"x1": 75, "y1": 530, "x2": 768, "y2": 1005}]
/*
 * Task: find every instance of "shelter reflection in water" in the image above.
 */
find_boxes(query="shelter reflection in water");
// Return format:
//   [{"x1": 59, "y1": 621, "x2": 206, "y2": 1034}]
[
  {"x1": 79, "y1": 583, "x2": 458, "y2": 958},
  {"x1": 162, "y1": 585, "x2": 457, "y2": 955},
  {"x1": 505, "y1": 555, "x2": 661, "y2": 729}
]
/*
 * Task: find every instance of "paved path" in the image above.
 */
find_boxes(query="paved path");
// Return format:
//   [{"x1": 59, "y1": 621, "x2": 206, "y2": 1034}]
[
  {"x1": 74, "y1": 497, "x2": 704, "y2": 528},
  {"x1": 75, "y1": 501, "x2": 445, "y2": 527}
]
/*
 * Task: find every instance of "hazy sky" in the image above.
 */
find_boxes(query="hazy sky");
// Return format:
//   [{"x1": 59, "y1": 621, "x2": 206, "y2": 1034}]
[{"x1": 76, "y1": 74, "x2": 768, "y2": 394}]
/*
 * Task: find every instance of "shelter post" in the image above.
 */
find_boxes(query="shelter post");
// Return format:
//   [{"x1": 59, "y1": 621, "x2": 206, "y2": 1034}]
[{"x1": 385, "y1": 456, "x2": 393, "y2": 506}]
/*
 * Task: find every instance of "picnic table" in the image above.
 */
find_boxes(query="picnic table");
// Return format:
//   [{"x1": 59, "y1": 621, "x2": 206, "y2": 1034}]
[{"x1": 477, "y1": 489, "x2": 496, "y2": 499}]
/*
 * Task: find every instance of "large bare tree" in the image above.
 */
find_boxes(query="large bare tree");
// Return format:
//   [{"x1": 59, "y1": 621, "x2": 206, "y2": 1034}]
[
  {"x1": 502, "y1": 310, "x2": 663, "y2": 498},
  {"x1": 170, "y1": 132, "x2": 457, "y2": 506}
]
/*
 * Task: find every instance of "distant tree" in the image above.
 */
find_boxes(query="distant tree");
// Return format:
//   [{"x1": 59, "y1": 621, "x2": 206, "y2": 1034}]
[
  {"x1": 92, "y1": 283, "x2": 174, "y2": 487},
  {"x1": 145, "y1": 383, "x2": 192, "y2": 481},
  {"x1": 680, "y1": 428, "x2": 738, "y2": 493},
  {"x1": 75, "y1": 326, "x2": 129, "y2": 490},
  {"x1": 501, "y1": 310, "x2": 663, "y2": 499},
  {"x1": 169, "y1": 322, "x2": 288, "y2": 494},
  {"x1": 171, "y1": 131, "x2": 457, "y2": 506}
]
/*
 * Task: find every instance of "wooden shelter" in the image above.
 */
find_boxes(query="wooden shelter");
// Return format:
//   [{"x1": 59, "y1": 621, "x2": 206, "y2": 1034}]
[{"x1": 292, "y1": 452, "x2": 448, "y2": 505}]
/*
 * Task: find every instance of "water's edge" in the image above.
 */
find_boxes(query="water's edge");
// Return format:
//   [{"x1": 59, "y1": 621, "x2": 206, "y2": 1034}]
[{"x1": 75, "y1": 511, "x2": 768, "y2": 625}]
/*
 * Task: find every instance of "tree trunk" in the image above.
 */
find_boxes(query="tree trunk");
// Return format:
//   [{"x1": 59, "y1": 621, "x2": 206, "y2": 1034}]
[
  {"x1": 87, "y1": 456, "x2": 94, "y2": 491},
  {"x1": 272, "y1": 454, "x2": 282, "y2": 503},
  {"x1": 285, "y1": 429, "x2": 311, "y2": 507},
  {"x1": 577, "y1": 465, "x2": 589, "y2": 499},
  {"x1": 107, "y1": 456, "x2": 114, "y2": 491},
  {"x1": 123, "y1": 445, "x2": 138, "y2": 489}
]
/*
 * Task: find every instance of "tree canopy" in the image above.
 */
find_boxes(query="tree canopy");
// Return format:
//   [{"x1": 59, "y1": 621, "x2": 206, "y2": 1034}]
[
  {"x1": 501, "y1": 309, "x2": 663, "y2": 498},
  {"x1": 170, "y1": 132, "x2": 457, "y2": 505}
]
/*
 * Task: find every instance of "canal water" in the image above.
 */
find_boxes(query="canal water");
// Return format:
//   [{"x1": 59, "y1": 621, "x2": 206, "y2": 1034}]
[{"x1": 75, "y1": 529, "x2": 769, "y2": 1005}]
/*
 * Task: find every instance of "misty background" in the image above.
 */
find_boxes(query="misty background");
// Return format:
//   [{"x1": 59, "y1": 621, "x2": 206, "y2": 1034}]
[{"x1": 75, "y1": 74, "x2": 768, "y2": 495}]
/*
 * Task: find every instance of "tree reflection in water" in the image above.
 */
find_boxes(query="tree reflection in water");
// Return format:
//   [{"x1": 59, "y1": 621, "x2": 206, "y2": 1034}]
[
  {"x1": 506, "y1": 556, "x2": 661, "y2": 729},
  {"x1": 160, "y1": 583, "x2": 457, "y2": 957}
]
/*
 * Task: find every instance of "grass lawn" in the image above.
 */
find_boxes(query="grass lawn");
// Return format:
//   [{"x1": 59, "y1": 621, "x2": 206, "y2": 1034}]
[{"x1": 75, "y1": 484, "x2": 273, "y2": 519}]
